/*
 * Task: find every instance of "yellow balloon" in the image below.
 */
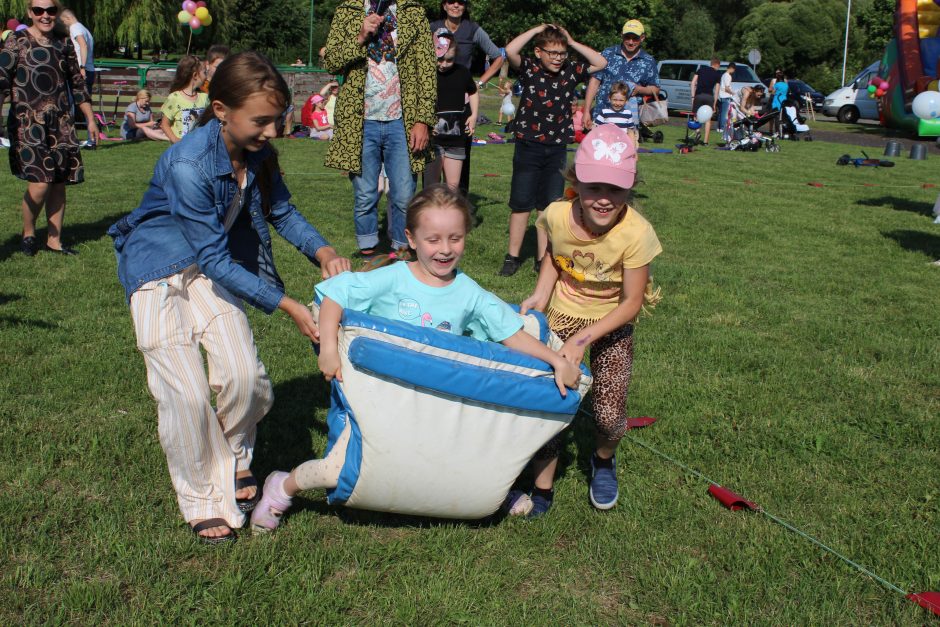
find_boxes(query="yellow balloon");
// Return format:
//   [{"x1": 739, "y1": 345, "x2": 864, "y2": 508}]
[
  {"x1": 178, "y1": 10, "x2": 192, "y2": 24},
  {"x1": 201, "y1": 13, "x2": 212, "y2": 26},
  {"x1": 195, "y1": 7, "x2": 209, "y2": 20}
]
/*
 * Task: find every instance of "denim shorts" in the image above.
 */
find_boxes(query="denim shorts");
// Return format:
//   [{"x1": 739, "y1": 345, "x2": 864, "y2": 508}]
[
  {"x1": 508, "y1": 140, "x2": 567, "y2": 213},
  {"x1": 434, "y1": 142, "x2": 466, "y2": 160}
]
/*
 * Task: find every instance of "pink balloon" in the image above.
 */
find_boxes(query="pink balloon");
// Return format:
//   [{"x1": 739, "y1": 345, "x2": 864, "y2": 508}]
[
  {"x1": 183, "y1": 1, "x2": 197, "y2": 13},
  {"x1": 14, "y1": 24, "x2": 26, "y2": 31},
  {"x1": 189, "y1": 16, "x2": 201, "y2": 29},
  {"x1": 5, "y1": 19, "x2": 18, "y2": 30},
  {"x1": 196, "y1": 1, "x2": 207, "y2": 6},
  {"x1": 880, "y1": 80, "x2": 890, "y2": 90}
]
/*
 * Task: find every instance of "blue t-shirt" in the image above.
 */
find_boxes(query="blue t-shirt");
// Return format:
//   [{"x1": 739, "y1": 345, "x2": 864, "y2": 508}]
[{"x1": 315, "y1": 262, "x2": 523, "y2": 342}]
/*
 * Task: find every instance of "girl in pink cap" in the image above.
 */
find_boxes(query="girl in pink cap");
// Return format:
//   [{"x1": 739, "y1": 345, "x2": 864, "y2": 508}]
[{"x1": 513, "y1": 123, "x2": 662, "y2": 517}]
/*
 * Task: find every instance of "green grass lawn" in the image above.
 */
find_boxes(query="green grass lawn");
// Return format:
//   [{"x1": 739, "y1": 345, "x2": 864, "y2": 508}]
[{"x1": 1, "y1": 113, "x2": 938, "y2": 624}]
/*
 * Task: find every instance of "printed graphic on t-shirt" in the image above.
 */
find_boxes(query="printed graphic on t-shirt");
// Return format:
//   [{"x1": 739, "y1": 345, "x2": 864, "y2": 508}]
[
  {"x1": 555, "y1": 250, "x2": 613, "y2": 283},
  {"x1": 433, "y1": 110, "x2": 465, "y2": 138},
  {"x1": 179, "y1": 107, "x2": 204, "y2": 137},
  {"x1": 397, "y1": 297, "x2": 452, "y2": 331}
]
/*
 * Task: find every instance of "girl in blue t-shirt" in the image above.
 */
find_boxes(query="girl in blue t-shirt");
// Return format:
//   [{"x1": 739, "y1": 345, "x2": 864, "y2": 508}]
[{"x1": 250, "y1": 185, "x2": 581, "y2": 531}]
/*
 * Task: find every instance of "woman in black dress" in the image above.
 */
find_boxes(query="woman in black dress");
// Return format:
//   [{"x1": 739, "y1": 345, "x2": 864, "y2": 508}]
[{"x1": 0, "y1": 0, "x2": 98, "y2": 256}]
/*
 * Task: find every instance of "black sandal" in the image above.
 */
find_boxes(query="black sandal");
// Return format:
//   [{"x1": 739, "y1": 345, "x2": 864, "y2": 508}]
[
  {"x1": 235, "y1": 475, "x2": 261, "y2": 513},
  {"x1": 191, "y1": 518, "x2": 236, "y2": 545}
]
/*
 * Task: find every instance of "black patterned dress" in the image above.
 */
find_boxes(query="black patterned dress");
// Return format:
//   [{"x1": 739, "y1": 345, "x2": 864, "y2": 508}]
[{"x1": 0, "y1": 29, "x2": 87, "y2": 184}]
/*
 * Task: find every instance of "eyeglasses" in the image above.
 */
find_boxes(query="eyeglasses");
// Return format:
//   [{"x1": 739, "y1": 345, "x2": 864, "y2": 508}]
[
  {"x1": 30, "y1": 5, "x2": 59, "y2": 16},
  {"x1": 538, "y1": 49, "x2": 568, "y2": 60}
]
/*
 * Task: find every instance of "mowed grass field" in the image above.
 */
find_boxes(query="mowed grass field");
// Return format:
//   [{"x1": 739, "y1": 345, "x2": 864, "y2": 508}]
[{"x1": 0, "y1": 104, "x2": 938, "y2": 624}]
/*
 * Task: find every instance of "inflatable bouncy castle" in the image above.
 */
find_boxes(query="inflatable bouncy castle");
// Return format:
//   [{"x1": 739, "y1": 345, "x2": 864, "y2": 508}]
[{"x1": 880, "y1": 0, "x2": 940, "y2": 135}]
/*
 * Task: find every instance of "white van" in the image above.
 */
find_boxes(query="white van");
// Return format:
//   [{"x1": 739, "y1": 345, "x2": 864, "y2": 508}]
[
  {"x1": 657, "y1": 60, "x2": 764, "y2": 112},
  {"x1": 822, "y1": 62, "x2": 880, "y2": 123}
]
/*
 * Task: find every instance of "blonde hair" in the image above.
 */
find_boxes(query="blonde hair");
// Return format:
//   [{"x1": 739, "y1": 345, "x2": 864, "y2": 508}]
[
  {"x1": 405, "y1": 185, "x2": 473, "y2": 234},
  {"x1": 135, "y1": 89, "x2": 151, "y2": 100}
]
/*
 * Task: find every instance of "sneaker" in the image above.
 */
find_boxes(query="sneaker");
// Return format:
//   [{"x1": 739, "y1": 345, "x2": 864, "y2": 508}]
[
  {"x1": 498, "y1": 254, "x2": 522, "y2": 276},
  {"x1": 21, "y1": 236, "x2": 38, "y2": 256},
  {"x1": 528, "y1": 488, "x2": 554, "y2": 518},
  {"x1": 502, "y1": 489, "x2": 533, "y2": 516},
  {"x1": 250, "y1": 471, "x2": 293, "y2": 532},
  {"x1": 589, "y1": 454, "x2": 618, "y2": 510}
]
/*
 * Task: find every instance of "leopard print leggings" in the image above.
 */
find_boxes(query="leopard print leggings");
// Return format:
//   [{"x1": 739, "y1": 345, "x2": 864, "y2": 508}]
[{"x1": 534, "y1": 310, "x2": 634, "y2": 460}]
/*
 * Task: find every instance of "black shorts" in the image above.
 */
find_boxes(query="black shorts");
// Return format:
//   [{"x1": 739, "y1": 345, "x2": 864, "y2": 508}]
[
  {"x1": 693, "y1": 93, "x2": 715, "y2": 112},
  {"x1": 508, "y1": 140, "x2": 567, "y2": 213}
]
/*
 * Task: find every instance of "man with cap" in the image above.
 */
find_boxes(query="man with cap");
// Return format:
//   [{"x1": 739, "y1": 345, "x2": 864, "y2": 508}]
[{"x1": 582, "y1": 19, "x2": 660, "y2": 131}]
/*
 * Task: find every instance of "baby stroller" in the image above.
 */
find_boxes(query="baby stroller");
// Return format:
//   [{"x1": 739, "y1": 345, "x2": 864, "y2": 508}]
[
  {"x1": 780, "y1": 101, "x2": 812, "y2": 141},
  {"x1": 725, "y1": 102, "x2": 780, "y2": 153}
]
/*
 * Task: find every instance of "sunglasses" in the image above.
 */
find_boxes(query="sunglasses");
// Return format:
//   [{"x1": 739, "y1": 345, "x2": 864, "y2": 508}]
[{"x1": 30, "y1": 5, "x2": 59, "y2": 16}]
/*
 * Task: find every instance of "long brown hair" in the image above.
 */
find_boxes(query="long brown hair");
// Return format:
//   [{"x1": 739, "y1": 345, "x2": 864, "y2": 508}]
[
  {"x1": 198, "y1": 51, "x2": 291, "y2": 217},
  {"x1": 168, "y1": 55, "x2": 203, "y2": 93}
]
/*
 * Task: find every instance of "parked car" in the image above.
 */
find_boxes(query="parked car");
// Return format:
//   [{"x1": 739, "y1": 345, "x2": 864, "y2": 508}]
[
  {"x1": 822, "y1": 61, "x2": 881, "y2": 123},
  {"x1": 657, "y1": 60, "x2": 764, "y2": 112}
]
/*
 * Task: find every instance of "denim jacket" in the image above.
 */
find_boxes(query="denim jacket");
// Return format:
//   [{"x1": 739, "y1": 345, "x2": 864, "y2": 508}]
[{"x1": 108, "y1": 118, "x2": 331, "y2": 314}]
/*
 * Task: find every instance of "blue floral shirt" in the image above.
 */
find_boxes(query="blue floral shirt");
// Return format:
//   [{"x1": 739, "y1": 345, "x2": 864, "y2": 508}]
[{"x1": 590, "y1": 46, "x2": 659, "y2": 116}]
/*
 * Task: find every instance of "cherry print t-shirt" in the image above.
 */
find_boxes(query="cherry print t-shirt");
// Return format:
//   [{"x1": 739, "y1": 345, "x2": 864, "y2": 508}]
[{"x1": 514, "y1": 56, "x2": 589, "y2": 144}]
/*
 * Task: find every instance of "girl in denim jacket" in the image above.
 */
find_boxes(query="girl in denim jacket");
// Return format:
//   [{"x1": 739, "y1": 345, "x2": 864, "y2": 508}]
[{"x1": 109, "y1": 52, "x2": 350, "y2": 543}]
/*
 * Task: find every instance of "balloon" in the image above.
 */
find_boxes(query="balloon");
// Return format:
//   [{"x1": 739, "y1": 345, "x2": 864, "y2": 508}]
[
  {"x1": 177, "y1": 10, "x2": 192, "y2": 23},
  {"x1": 195, "y1": 7, "x2": 209, "y2": 20},
  {"x1": 192, "y1": 26, "x2": 204, "y2": 35},
  {"x1": 867, "y1": 84, "x2": 877, "y2": 94},
  {"x1": 189, "y1": 16, "x2": 201, "y2": 29},
  {"x1": 183, "y1": 1, "x2": 197, "y2": 13},
  {"x1": 201, "y1": 13, "x2": 212, "y2": 25},
  {"x1": 875, "y1": 88, "x2": 886, "y2": 97},
  {"x1": 196, "y1": 0, "x2": 207, "y2": 6},
  {"x1": 5, "y1": 19, "x2": 18, "y2": 30},
  {"x1": 912, "y1": 90, "x2": 940, "y2": 119},
  {"x1": 15, "y1": 24, "x2": 26, "y2": 31},
  {"x1": 501, "y1": 101, "x2": 516, "y2": 116},
  {"x1": 1, "y1": 30, "x2": 10, "y2": 41},
  {"x1": 695, "y1": 104, "x2": 713, "y2": 123}
]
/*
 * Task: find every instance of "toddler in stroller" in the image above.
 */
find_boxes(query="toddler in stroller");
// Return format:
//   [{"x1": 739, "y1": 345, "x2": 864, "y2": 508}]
[{"x1": 780, "y1": 101, "x2": 812, "y2": 141}]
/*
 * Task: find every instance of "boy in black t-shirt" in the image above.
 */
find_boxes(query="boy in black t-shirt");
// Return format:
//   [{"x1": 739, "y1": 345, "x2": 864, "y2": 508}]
[
  {"x1": 423, "y1": 29, "x2": 479, "y2": 191},
  {"x1": 498, "y1": 24, "x2": 606, "y2": 277},
  {"x1": 690, "y1": 57, "x2": 722, "y2": 145}
]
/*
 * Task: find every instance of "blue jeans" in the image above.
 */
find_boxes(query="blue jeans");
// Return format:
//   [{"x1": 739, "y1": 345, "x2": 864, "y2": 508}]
[
  {"x1": 718, "y1": 98, "x2": 731, "y2": 131},
  {"x1": 350, "y1": 118, "x2": 416, "y2": 251}
]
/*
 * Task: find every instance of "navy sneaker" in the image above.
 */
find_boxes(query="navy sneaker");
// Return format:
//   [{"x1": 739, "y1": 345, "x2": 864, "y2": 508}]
[
  {"x1": 527, "y1": 488, "x2": 554, "y2": 518},
  {"x1": 589, "y1": 454, "x2": 618, "y2": 510}
]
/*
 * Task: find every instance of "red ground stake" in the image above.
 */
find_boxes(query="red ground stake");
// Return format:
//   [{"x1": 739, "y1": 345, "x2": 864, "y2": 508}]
[
  {"x1": 807, "y1": 182, "x2": 824, "y2": 187},
  {"x1": 626, "y1": 416, "x2": 657, "y2": 429},
  {"x1": 907, "y1": 592, "x2": 940, "y2": 616},
  {"x1": 482, "y1": 173, "x2": 500, "y2": 177},
  {"x1": 708, "y1": 484, "x2": 760, "y2": 511}
]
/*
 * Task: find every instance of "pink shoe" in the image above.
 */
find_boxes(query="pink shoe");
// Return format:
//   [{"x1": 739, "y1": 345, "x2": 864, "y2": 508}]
[{"x1": 250, "y1": 471, "x2": 293, "y2": 532}]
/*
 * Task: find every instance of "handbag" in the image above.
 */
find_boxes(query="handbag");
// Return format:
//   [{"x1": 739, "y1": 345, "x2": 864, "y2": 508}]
[{"x1": 639, "y1": 93, "x2": 669, "y2": 127}]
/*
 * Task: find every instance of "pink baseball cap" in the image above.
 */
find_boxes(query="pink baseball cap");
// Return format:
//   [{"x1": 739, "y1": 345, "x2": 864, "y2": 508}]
[
  {"x1": 310, "y1": 94, "x2": 324, "y2": 104},
  {"x1": 574, "y1": 124, "x2": 637, "y2": 189}
]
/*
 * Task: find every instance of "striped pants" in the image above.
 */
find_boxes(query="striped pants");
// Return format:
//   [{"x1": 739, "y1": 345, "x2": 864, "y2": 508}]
[{"x1": 131, "y1": 266, "x2": 274, "y2": 528}]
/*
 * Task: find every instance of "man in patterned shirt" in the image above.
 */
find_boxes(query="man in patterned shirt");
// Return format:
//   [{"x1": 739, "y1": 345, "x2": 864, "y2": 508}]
[
  {"x1": 497, "y1": 24, "x2": 606, "y2": 277},
  {"x1": 582, "y1": 19, "x2": 660, "y2": 130}
]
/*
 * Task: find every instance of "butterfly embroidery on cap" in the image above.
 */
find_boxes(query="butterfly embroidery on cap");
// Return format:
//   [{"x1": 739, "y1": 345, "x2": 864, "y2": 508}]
[{"x1": 592, "y1": 139, "x2": 628, "y2": 164}]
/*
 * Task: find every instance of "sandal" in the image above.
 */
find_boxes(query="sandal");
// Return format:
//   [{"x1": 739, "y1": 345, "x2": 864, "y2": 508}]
[
  {"x1": 191, "y1": 518, "x2": 236, "y2": 545},
  {"x1": 250, "y1": 471, "x2": 293, "y2": 532},
  {"x1": 235, "y1": 474, "x2": 261, "y2": 513}
]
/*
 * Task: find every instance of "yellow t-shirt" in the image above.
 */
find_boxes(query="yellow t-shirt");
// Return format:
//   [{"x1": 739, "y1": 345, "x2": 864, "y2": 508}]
[
  {"x1": 536, "y1": 200, "x2": 662, "y2": 322},
  {"x1": 161, "y1": 91, "x2": 210, "y2": 139}
]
